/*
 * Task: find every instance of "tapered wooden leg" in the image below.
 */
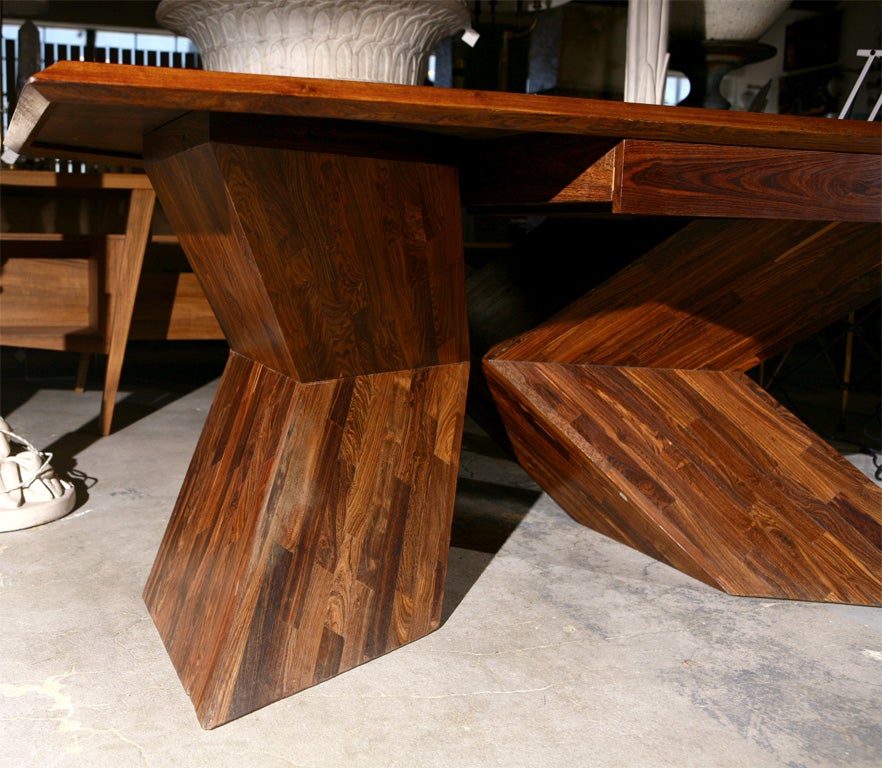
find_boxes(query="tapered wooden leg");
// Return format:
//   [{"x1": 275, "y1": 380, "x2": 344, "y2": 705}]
[
  {"x1": 100, "y1": 187, "x2": 156, "y2": 435},
  {"x1": 486, "y1": 218, "x2": 881, "y2": 606},
  {"x1": 141, "y1": 114, "x2": 469, "y2": 727},
  {"x1": 74, "y1": 353, "x2": 90, "y2": 393}
]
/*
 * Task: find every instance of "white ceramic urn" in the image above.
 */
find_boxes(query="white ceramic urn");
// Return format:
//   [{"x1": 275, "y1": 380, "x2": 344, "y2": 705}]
[{"x1": 155, "y1": 0, "x2": 472, "y2": 84}]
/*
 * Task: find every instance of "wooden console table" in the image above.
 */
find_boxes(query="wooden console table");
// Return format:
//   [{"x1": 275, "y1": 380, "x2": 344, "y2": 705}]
[
  {"x1": 0, "y1": 170, "x2": 222, "y2": 434},
  {"x1": 5, "y1": 62, "x2": 879, "y2": 728}
]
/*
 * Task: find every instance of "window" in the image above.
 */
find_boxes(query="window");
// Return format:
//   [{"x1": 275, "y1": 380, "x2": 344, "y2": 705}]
[
  {"x1": 1, "y1": 20, "x2": 197, "y2": 136},
  {"x1": 663, "y1": 72, "x2": 690, "y2": 106}
]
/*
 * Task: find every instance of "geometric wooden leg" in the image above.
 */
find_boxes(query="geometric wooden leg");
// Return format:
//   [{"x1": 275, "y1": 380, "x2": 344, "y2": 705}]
[
  {"x1": 485, "y1": 361, "x2": 881, "y2": 604},
  {"x1": 144, "y1": 353, "x2": 467, "y2": 728},
  {"x1": 486, "y1": 218, "x2": 882, "y2": 606},
  {"x1": 141, "y1": 113, "x2": 469, "y2": 726}
]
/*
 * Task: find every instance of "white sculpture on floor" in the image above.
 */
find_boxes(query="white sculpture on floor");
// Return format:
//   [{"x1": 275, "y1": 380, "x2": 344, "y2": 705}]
[{"x1": 0, "y1": 418, "x2": 75, "y2": 532}]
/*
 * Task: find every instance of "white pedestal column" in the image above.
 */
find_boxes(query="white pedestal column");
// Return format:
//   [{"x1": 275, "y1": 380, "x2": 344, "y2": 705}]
[{"x1": 624, "y1": 0, "x2": 670, "y2": 105}]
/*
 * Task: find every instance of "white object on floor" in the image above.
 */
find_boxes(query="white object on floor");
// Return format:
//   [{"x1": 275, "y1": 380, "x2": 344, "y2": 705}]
[{"x1": 0, "y1": 418, "x2": 75, "y2": 532}]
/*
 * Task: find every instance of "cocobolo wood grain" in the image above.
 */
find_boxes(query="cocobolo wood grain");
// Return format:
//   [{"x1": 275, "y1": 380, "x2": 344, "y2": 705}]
[
  {"x1": 7, "y1": 62, "x2": 881, "y2": 165},
  {"x1": 486, "y1": 219, "x2": 881, "y2": 606},
  {"x1": 141, "y1": 114, "x2": 468, "y2": 727},
  {"x1": 144, "y1": 353, "x2": 466, "y2": 727},
  {"x1": 7, "y1": 62, "x2": 881, "y2": 726}
]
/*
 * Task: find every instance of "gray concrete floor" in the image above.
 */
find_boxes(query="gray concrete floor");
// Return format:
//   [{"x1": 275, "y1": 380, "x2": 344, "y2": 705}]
[{"x1": 0, "y1": 346, "x2": 880, "y2": 768}]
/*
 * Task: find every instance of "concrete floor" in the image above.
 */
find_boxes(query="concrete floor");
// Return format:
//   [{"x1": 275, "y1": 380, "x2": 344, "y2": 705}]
[{"x1": 0, "y1": 347, "x2": 880, "y2": 768}]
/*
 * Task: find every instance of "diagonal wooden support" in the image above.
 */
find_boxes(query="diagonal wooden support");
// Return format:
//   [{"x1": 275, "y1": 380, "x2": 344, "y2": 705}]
[
  {"x1": 9, "y1": 59, "x2": 882, "y2": 726},
  {"x1": 485, "y1": 218, "x2": 881, "y2": 606},
  {"x1": 141, "y1": 113, "x2": 469, "y2": 727},
  {"x1": 145, "y1": 353, "x2": 466, "y2": 727}
]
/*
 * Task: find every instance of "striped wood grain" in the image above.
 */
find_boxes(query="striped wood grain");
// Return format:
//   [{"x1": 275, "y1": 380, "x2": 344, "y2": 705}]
[
  {"x1": 6, "y1": 62, "x2": 881, "y2": 166},
  {"x1": 144, "y1": 353, "x2": 467, "y2": 728},
  {"x1": 141, "y1": 114, "x2": 469, "y2": 727},
  {"x1": 8, "y1": 61, "x2": 882, "y2": 718},
  {"x1": 612, "y1": 140, "x2": 881, "y2": 221},
  {"x1": 486, "y1": 218, "x2": 882, "y2": 605}
]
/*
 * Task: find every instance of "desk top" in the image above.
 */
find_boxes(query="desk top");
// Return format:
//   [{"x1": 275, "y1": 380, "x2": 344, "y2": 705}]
[
  {"x1": 5, "y1": 61, "x2": 881, "y2": 166},
  {"x1": 0, "y1": 169, "x2": 152, "y2": 188}
]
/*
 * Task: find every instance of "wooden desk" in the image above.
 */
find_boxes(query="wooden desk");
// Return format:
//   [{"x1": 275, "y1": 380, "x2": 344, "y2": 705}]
[
  {"x1": 0, "y1": 170, "x2": 223, "y2": 434},
  {"x1": 5, "y1": 62, "x2": 879, "y2": 728}
]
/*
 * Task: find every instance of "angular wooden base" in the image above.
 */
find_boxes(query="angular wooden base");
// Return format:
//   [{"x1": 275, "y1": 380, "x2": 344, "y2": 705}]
[
  {"x1": 144, "y1": 353, "x2": 467, "y2": 728},
  {"x1": 140, "y1": 113, "x2": 470, "y2": 727},
  {"x1": 486, "y1": 218, "x2": 881, "y2": 606},
  {"x1": 486, "y1": 361, "x2": 881, "y2": 604}
]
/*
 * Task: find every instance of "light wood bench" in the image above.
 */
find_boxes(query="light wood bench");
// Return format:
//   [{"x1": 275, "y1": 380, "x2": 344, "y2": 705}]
[{"x1": 0, "y1": 170, "x2": 223, "y2": 434}]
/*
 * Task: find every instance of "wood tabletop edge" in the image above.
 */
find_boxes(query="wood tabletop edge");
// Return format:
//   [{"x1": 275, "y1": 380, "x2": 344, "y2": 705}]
[{"x1": 9, "y1": 61, "x2": 880, "y2": 158}]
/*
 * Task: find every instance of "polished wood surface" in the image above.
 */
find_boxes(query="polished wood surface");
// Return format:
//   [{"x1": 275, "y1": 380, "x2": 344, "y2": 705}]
[
  {"x1": 144, "y1": 353, "x2": 466, "y2": 728},
  {"x1": 140, "y1": 114, "x2": 468, "y2": 727},
  {"x1": 143, "y1": 112, "x2": 467, "y2": 380},
  {"x1": 486, "y1": 218, "x2": 881, "y2": 604},
  {"x1": 463, "y1": 138, "x2": 881, "y2": 217},
  {"x1": 5, "y1": 62, "x2": 880, "y2": 165},
  {"x1": 485, "y1": 362, "x2": 880, "y2": 603},
  {"x1": 612, "y1": 140, "x2": 881, "y2": 220},
  {"x1": 489, "y1": 219, "x2": 880, "y2": 368},
  {"x1": 6, "y1": 61, "x2": 880, "y2": 726}
]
